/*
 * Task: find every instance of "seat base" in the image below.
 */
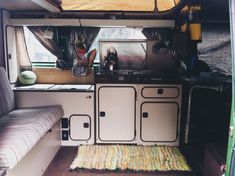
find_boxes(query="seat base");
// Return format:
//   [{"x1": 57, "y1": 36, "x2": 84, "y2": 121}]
[{"x1": 6, "y1": 121, "x2": 61, "y2": 176}]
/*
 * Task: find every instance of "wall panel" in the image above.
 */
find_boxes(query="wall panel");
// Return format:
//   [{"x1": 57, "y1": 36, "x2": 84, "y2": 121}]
[{"x1": 0, "y1": 10, "x2": 5, "y2": 66}]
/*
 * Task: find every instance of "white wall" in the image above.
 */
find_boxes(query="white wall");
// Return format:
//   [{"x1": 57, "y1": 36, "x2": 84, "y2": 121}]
[{"x1": 2, "y1": 10, "x2": 11, "y2": 75}]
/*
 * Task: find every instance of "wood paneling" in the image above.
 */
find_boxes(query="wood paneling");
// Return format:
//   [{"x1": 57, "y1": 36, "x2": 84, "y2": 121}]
[{"x1": 33, "y1": 68, "x2": 94, "y2": 84}]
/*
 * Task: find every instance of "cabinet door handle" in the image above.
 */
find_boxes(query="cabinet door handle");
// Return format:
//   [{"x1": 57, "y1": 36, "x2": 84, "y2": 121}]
[
  {"x1": 143, "y1": 112, "x2": 148, "y2": 118},
  {"x1": 100, "y1": 111, "x2": 106, "y2": 117},
  {"x1": 157, "y1": 88, "x2": 164, "y2": 95},
  {"x1": 83, "y1": 123, "x2": 89, "y2": 128}
]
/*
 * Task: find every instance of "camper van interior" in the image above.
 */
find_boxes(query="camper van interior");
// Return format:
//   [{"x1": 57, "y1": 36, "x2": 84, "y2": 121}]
[{"x1": 0, "y1": 0, "x2": 233, "y2": 176}]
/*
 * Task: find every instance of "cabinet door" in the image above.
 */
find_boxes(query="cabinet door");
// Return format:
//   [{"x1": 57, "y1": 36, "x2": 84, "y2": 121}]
[
  {"x1": 98, "y1": 86, "x2": 136, "y2": 141},
  {"x1": 70, "y1": 115, "x2": 91, "y2": 141},
  {"x1": 141, "y1": 102, "x2": 178, "y2": 142}
]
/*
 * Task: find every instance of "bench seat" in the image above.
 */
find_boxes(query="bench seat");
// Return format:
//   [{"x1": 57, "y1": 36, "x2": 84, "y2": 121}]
[
  {"x1": 0, "y1": 105, "x2": 63, "y2": 169},
  {"x1": 0, "y1": 67, "x2": 64, "y2": 173}
]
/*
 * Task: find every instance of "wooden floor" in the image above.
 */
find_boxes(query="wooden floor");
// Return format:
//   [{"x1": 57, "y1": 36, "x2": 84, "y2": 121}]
[{"x1": 43, "y1": 147, "x2": 194, "y2": 176}]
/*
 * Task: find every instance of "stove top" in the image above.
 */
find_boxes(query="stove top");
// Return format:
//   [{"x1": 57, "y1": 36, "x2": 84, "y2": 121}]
[
  {"x1": 96, "y1": 70, "x2": 157, "y2": 75},
  {"x1": 95, "y1": 69, "x2": 183, "y2": 84}
]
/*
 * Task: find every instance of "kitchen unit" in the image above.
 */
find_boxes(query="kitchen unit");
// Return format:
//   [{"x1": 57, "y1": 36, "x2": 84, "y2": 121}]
[
  {"x1": 138, "y1": 85, "x2": 182, "y2": 146},
  {"x1": 95, "y1": 71, "x2": 182, "y2": 145}
]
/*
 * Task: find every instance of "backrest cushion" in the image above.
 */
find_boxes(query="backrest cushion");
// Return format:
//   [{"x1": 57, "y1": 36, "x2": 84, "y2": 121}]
[{"x1": 0, "y1": 67, "x2": 15, "y2": 116}]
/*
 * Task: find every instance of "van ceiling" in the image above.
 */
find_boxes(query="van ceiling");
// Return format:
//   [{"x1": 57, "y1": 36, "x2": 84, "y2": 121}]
[
  {"x1": 0, "y1": 0, "x2": 182, "y2": 13},
  {"x1": 60, "y1": 0, "x2": 181, "y2": 12},
  {"x1": 0, "y1": 0, "x2": 229, "y2": 22},
  {"x1": 0, "y1": 0, "x2": 184, "y2": 19}
]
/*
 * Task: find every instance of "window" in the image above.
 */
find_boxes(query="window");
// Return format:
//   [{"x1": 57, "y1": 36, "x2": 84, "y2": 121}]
[
  {"x1": 88, "y1": 28, "x2": 146, "y2": 63},
  {"x1": 23, "y1": 27, "x2": 146, "y2": 66},
  {"x1": 24, "y1": 27, "x2": 57, "y2": 66}
]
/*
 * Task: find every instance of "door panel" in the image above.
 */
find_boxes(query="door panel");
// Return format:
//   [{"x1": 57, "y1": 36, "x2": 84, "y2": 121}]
[
  {"x1": 70, "y1": 115, "x2": 91, "y2": 141},
  {"x1": 226, "y1": 1, "x2": 235, "y2": 175},
  {"x1": 141, "y1": 102, "x2": 178, "y2": 142},
  {"x1": 229, "y1": 145, "x2": 235, "y2": 176},
  {"x1": 98, "y1": 86, "x2": 136, "y2": 141},
  {"x1": 230, "y1": 145, "x2": 235, "y2": 176}
]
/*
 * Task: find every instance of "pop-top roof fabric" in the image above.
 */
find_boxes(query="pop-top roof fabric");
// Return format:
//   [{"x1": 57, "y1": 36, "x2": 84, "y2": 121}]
[
  {"x1": 61, "y1": 0, "x2": 181, "y2": 12},
  {"x1": 61, "y1": 0, "x2": 155, "y2": 11},
  {"x1": 157, "y1": 0, "x2": 180, "y2": 12}
]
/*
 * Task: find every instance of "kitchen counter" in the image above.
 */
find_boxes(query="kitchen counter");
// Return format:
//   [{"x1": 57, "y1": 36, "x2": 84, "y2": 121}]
[
  {"x1": 14, "y1": 72, "x2": 231, "y2": 92},
  {"x1": 14, "y1": 84, "x2": 94, "y2": 92},
  {"x1": 95, "y1": 70, "x2": 231, "y2": 85},
  {"x1": 182, "y1": 72, "x2": 231, "y2": 85}
]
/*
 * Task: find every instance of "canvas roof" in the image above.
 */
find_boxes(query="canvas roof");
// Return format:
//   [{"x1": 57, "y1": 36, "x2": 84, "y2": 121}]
[{"x1": 61, "y1": 0, "x2": 181, "y2": 12}]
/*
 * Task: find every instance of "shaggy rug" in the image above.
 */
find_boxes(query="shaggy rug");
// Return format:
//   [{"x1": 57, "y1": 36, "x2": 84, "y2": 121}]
[{"x1": 70, "y1": 145, "x2": 191, "y2": 172}]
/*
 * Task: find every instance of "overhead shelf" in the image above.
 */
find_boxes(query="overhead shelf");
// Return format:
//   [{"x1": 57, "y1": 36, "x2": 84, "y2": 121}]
[{"x1": 9, "y1": 19, "x2": 175, "y2": 28}]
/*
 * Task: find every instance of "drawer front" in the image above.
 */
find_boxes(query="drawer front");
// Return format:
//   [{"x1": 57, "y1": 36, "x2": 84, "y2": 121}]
[{"x1": 141, "y1": 86, "x2": 180, "y2": 98}]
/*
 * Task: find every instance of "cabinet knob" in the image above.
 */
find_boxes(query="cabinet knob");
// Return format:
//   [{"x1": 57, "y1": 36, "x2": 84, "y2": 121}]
[
  {"x1": 157, "y1": 88, "x2": 164, "y2": 94},
  {"x1": 83, "y1": 123, "x2": 89, "y2": 128},
  {"x1": 143, "y1": 112, "x2": 148, "y2": 118},
  {"x1": 100, "y1": 111, "x2": 106, "y2": 117}
]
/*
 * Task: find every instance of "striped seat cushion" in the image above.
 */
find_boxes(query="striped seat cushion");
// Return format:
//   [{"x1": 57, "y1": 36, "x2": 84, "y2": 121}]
[
  {"x1": 0, "y1": 169, "x2": 6, "y2": 176},
  {"x1": 0, "y1": 67, "x2": 15, "y2": 117},
  {"x1": 0, "y1": 105, "x2": 63, "y2": 169}
]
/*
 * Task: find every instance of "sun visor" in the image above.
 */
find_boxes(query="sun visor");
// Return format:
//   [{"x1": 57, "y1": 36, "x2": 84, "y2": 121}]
[{"x1": 61, "y1": 0, "x2": 156, "y2": 11}]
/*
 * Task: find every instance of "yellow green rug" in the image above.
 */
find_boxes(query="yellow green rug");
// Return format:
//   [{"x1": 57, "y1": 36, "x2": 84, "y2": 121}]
[{"x1": 70, "y1": 145, "x2": 191, "y2": 172}]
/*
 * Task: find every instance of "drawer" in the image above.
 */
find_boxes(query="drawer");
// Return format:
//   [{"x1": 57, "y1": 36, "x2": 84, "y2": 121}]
[{"x1": 141, "y1": 86, "x2": 180, "y2": 98}]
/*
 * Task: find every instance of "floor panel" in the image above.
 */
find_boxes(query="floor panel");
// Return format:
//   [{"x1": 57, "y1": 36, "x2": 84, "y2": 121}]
[{"x1": 43, "y1": 147, "x2": 194, "y2": 176}]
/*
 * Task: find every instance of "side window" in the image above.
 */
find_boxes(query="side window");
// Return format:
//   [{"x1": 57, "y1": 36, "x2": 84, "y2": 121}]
[
  {"x1": 23, "y1": 27, "x2": 146, "y2": 66},
  {"x1": 24, "y1": 27, "x2": 57, "y2": 67}
]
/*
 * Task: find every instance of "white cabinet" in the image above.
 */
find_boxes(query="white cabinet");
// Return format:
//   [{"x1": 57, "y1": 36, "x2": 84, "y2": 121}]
[
  {"x1": 15, "y1": 91, "x2": 94, "y2": 146},
  {"x1": 138, "y1": 85, "x2": 182, "y2": 146},
  {"x1": 96, "y1": 84, "x2": 182, "y2": 146},
  {"x1": 141, "y1": 102, "x2": 179, "y2": 142},
  {"x1": 96, "y1": 85, "x2": 137, "y2": 143},
  {"x1": 70, "y1": 115, "x2": 91, "y2": 141}
]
